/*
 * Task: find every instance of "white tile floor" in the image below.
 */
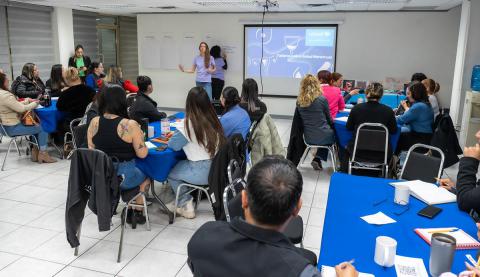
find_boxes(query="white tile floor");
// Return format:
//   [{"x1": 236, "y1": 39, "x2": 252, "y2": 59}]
[{"x1": 0, "y1": 118, "x2": 333, "y2": 276}]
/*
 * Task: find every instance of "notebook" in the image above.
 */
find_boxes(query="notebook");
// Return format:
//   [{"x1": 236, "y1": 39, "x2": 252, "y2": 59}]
[
  {"x1": 389, "y1": 180, "x2": 456, "y2": 205},
  {"x1": 414, "y1": 227, "x2": 480, "y2": 250},
  {"x1": 321, "y1": 265, "x2": 374, "y2": 277}
]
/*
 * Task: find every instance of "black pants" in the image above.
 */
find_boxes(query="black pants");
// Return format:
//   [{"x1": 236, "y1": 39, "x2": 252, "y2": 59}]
[{"x1": 211, "y1": 78, "x2": 225, "y2": 100}]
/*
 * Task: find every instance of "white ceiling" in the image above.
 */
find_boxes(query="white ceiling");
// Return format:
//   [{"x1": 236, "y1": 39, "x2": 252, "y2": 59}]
[{"x1": 11, "y1": 0, "x2": 463, "y2": 15}]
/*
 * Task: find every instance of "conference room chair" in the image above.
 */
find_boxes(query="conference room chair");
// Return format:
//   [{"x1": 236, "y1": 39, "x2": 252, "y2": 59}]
[
  {"x1": 298, "y1": 135, "x2": 338, "y2": 171},
  {"x1": 64, "y1": 118, "x2": 83, "y2": 159},
  {"x1": 399, "y1": 143, "x2": 445, "y2": 183},
  {"x1": 0, "y1": 119, "x2": 39, "y2": 171},
  {"x1": 348, "y1": 123, "x2": 389, "y2": 178}
]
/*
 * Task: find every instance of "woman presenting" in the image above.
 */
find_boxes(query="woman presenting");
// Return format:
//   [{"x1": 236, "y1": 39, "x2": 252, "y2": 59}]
[{"x1": 179, "y1": 42, "x2": 216, "y2": 100}]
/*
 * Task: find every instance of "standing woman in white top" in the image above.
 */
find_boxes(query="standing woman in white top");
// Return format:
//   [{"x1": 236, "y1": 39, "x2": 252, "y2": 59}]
[
  {"x1": 166, "y1": 86, "x2": 226, "y2": 219},
  {"x1": 179, "y1": 42, "x2": 216, "y2": 100},
  {"x1": 422, "y1": 78, "x2": 440, "y2": 118}
]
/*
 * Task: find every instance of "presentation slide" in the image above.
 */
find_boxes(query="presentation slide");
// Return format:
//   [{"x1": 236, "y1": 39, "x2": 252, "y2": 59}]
[{"x1": 244, "y1": 25, "x2": 337, "y2": 97}]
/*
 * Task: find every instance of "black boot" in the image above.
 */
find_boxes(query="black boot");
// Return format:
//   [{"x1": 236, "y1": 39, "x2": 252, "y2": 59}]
[{"x1": 134, "y1": 210, "x2": 146, "y2": 225}]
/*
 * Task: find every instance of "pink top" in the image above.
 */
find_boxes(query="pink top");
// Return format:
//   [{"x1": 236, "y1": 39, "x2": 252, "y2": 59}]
[{"x1": 321, "y1": 85, "x2": 345, "y2": 119}]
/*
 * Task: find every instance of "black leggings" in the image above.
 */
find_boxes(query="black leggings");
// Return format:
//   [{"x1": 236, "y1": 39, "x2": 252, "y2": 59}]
[{"x1": 211, "y1": 78, "x2": 225, "y2": 100}]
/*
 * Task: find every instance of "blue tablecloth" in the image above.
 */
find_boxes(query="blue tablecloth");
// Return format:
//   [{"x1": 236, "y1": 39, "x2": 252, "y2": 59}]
[
  {"x1": 318, "y1": 173, "x2": 478, "y2": 276},
  {"x1": 347, "y1": 94, "x2": 406, "y2": 109},
  {"x1": 334, "y1": 117, "x2": 401, "y2": 151},
  {"x1": 35, "y1": 99, "x2": 64, "y2": 133},
  {"x1": 136, "y1": 112, "x2": 187, "y2": 182}
]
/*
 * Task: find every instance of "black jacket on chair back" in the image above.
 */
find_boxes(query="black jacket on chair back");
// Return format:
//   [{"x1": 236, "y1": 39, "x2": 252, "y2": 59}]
[
  {"x1": 208, "y1": 134, "x2": 246, "y2": 220},
  {"x1": 286, "y1": 107, "x2": 306, "y2": 166},
  {"x1": 65, "y1": 148, "x2": 120, "y2": 247},
  {"x1": 431, "y1": 111, "x2": 462, "y2": 168}
]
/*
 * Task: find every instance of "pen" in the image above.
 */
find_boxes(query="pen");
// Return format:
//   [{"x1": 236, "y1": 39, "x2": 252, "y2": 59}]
[
  {"x1": 428, "y1": 228, "x2": 459, "y2": 234},
  {"x1": 340, "y1": 259, "x2": 355, "y2": 269}
]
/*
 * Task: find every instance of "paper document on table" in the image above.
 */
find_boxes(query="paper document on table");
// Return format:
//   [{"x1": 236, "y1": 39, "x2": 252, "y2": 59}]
[
  {"x1": 394, "y1": 255, "x2": 428, "y2": 277},
  {"x1": 35, "y1": 104, "x2": 44, "y2": 109},
  {"x1": 145, "y1": 141, "x2": 157, "y2": 149},
  {"x1": 360, "y1": 212, "x2": 396, "y2": 225},
  {"x1": 321, "y1": 266, "x2": 374, "y2": 277},
  {"x1": 336, "y1": 116, "x2": 348, "y2": 122},
  {"x1": 390, "y1": 180, "x2": 456, "y2": 205},
  {"x1": 343, "y1": 109, "x2": 352, "y2": 113}
]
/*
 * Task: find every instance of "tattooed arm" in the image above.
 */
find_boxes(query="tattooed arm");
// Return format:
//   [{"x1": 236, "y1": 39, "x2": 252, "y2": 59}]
[
  {"x1": 87, "y1": 117, "x2": 100, "y2": 149},
  {"x1": 128, "y1": 119, "x2": 148, "y2": 159}
]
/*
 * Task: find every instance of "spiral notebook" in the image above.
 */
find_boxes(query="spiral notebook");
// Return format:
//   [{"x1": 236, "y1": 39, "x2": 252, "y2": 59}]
[
  {"x1": 415, "y1": 227, "x2": 480, "y2": 250},
  {"x1": 321, "y1": 265, "x2": 374, "y2": 277}
]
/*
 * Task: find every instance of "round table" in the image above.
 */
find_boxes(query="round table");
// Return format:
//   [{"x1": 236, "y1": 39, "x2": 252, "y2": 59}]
[
  {"x1": 35, "y1": 99, "x2": 64, "y2": 133},
  {"x1": 135, "y1": 112, "x2": 187, "y2": 183}
]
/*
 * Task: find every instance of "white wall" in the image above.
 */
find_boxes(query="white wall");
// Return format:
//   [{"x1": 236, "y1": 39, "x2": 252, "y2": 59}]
[
  {"x1": 137, "y1": 9, "x2": 461, "y2": 116},
  {"x1": 461, "y1": 0, "x2": 480, "y2": 111}
]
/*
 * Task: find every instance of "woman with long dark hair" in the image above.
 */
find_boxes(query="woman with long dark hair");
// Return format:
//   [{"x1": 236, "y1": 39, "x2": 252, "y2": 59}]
[
  {"x1": 179, "y1": 42, "x2": 216, "y2": 100},
  {"x1": 46, "y1": 64, "x2": 67, "y2": 97},
  {"x1": 11, "y1": 63, "x2": 46, "y2": 99},
  {"x1": 68, "y1": 45, "x2": 91, "y2": 82},
  {"x1": 396, "y1": 82, "x2": 434, "y2": 153},
  {"x1": 85, "y1": 62, "x2": 104, "y2": 92},
  {"x1": 209, "y1": 45, "x2": 227, "y2": 100},
  {"x1": 0, "y1": 72, "x2": 56, "y2": 163},
  {"x1": 87, "y1": 84, "x2": 149, "y2": 226},
  {"x1": 239, "y1": 78, "x2": 267, "y2": 122},
  {"x1": 165, "y1": 86, "x2": 226, "y2": 219},
  {"x1": 220, "y1": 86, "x2": 251, "y2": 140}
]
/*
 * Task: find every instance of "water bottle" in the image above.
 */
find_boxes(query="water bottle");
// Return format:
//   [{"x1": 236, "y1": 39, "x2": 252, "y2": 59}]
[
  {"x1": 161, "y1": 118, "x2": 170, "y2": 135},
  {"x1": 472, "y1": 65, "x2": 480, "y2": 92},
  {"x1": 42, "y1": 88, "x2": 51, "y2": 107}
]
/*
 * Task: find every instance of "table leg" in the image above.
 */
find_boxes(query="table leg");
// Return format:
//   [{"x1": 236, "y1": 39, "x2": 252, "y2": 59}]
[{"x1": 149, "y1": 178, "x2": 174, "y2": 224}]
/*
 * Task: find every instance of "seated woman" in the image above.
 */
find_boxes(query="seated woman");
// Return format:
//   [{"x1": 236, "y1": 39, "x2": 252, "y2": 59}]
[
  {"x1": 85, "y1": 62, "x2": 104, "y2": 92},
  {"x1": 57, "y1": 68, "x2": 95, "y2": 132},
  {"x1": 422, "y1": 78, "x2": 440, "y2": 119},
  {"x1": 343, "y1": 83, "x2": 397, "y2": 171},
  {"x1": 239, "y1": 78, "x2": 267, "y2": 123},
  {"x1": 396, "y1": 82, "x2": 434, "y2": 153},
  {"x1": 11, "y1": 63, "x2": 46, "y2": 99},
  {"x1": 87, "y1": 84, "x2": 149, "y2": 226},
  {"x1": 220, "y1": 87, "x2": 251, "y2": 140},
  {"x1": 166, "y1": 87, "x2": 226, "y2": 219},
  {"x1": 297, "y1": 74, "x2": 335, "y2": 170},
  {"x1": 0, "y1": 72, "x2": 56, "y2": 163},
  {"x1": 317, "y1": 70, "x2": 345, "y2": 119},
  {"x1": 45, "y1": 64, "x2": 68, "y2": 97},
  {"x1": 99, "y1": 66, "x2": 138, "y2": 93}
]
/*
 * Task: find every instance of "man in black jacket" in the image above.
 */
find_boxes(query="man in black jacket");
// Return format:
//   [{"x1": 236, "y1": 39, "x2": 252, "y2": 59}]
[
  {"x1": 188, "y1": 156, "x2": 357, "y2": 277},
  {"x1": 129, "y1": 75, "x2": 167, "y2": 123},
  {"x1": 438, "y1": 130, "x2": 480, "y2": 216}
]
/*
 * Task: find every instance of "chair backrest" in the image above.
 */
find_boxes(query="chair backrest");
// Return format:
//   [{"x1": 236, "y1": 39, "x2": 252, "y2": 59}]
[
  {"x1": 400, "y1": 143, "x2": 445, "y2": 183},
  {"x1": 227, "y1": 159, "x2": 241, "y2": 185},
  {"x1": 72, "y1": 121, "x2": 89, "y2": 149},
  {"x1": 245, "y1": 120, "x2": 259, "y2": 152},
  {"x1": 223, "y1": 178, "x2": 247, "y2": 222},
  {"x1": 351, "y1": 123, "x2": 389, "y2": 164}
]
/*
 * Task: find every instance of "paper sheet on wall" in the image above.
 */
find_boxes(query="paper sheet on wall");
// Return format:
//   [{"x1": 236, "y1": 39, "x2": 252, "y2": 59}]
[
  {"x1": 221, "y1": 44, "x2": 241, "y2": 71},
  {"x1": 180, "y1": 33, "x2": 197, "y2": 67},
  {"x1": 160, "y1": 33, "x2": 178, "y2": 70},
  {"x1": 141, "y1": 35, "x2": 161, "y2": 69},
  {"x1": 204, "y1": 33, "x2": 219, "y2": 47}
]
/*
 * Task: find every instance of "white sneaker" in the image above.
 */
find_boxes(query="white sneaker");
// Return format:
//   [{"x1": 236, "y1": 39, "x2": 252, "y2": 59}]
[{"x1": 176, "y1": 199, "x2": 196, "y2": 219}]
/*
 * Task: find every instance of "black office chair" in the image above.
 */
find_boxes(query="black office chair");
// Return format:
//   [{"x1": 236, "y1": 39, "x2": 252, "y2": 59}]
[
  {"x1": 400, "y1": 143, "x2": 445, "y2": 183},
  {"x1": 349, "y1": 123, "x2": 389, "y2": 178}
]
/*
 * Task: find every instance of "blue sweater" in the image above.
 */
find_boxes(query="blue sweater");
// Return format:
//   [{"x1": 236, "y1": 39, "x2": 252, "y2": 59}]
[
  {"x1": 396, "y1": 102, "x2": 434, "y2": 134},
  {"x1": 220, "y1": 104, "x2": 251, "y2": 140}
]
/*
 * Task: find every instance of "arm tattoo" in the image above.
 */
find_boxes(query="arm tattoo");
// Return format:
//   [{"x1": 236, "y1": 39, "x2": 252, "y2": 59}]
[
  {"x1": 119, "y1": 121, "x2": 129, "y2": 138},
  {"x1": 138, "y1": 143, "x2": 145, "y2": 150}
]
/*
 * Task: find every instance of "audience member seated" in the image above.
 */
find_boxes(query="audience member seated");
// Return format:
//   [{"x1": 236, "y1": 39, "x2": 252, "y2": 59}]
[
  {"x1": 57, "y1": 68, "x2": 95, "y2": 131},
  {"x1": 129, "y1": 75, "x2": 167, "y2": 122},
  {"x1": 437, "y1": 130, "x2": 480, "y2": 216},
  {"x1": 68, "y1": 45, "x2": 91, "y2": 82},
  {"x1": 165, "y1": 86, "x2": 226, "y2": 219},
  {"x1": 85, "y1": 62, "x2": 104, "y2": 92},
  {"x1": 423, "y1": 78, "x2": 440, "y2": 118},
  {"x1": 411, "y1": 72, "x2": 427, "y2": 83},
  {"x1": 220, "y1": 86, "x2": 251, "y2": 140},
  {"x1": 239, "y1": 78, "x2": 267, "y2": 122},
  {"x1": 0, "y1": 72, "x2": 56, "y2": 163},
  {"x1": 99, "y1": 66, "x2": 138, "y2": 93},
  {"x1": 317, "y1": 70, "x2": 345, "y2": 119},
  {"x1": 342, "y1": 82, "x2": 397, "y2": 172},
  {"x1": 45, "y1": 64, "x2": 68, "y2": 97},
  {"x1": 188, "y1": 156, "x2": 358, "y2": 277},
  {"x1": 297, "y1": 74, "x2": 335, "y2": 170},
  {"x1": 396, "y1": 82, "x2": 434, "y2": 154},
  {"x1": 11, "y1": 63, "x2": 46, "y2": 99},
  {"x1": 87, "y1": 84, "x2": 149, "y2": 226}
]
